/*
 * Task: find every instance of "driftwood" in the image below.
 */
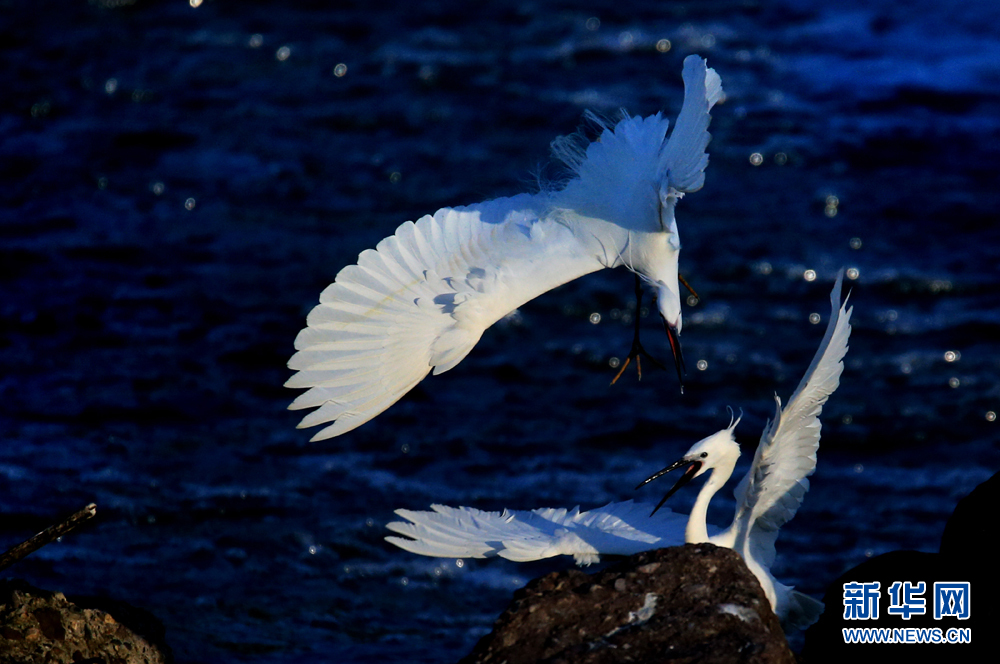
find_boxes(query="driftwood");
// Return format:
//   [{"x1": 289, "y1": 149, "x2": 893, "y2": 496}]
[{"x1": 0, "y1": 503, "x2": 97, "y2": 572}]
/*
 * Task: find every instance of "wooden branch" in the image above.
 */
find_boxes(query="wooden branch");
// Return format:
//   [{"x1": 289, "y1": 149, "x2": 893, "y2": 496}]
[{"x1": 0, "y1": 503, "x2": 97, "y2": 573}]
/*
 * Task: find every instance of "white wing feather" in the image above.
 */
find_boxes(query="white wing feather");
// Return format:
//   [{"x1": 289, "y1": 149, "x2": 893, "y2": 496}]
[
  {"x1": 386, "y1": 501, "x2": 688, "y2": 566},
  {"x1": 659, "y1": 56, "x2": 724, "y2": 193},
  {"x1": 732, "y1": 272, "x2": 853, "y2": 565},
  {"x1": 288, "y1": 195, "x2": 602, "y2": 440}
]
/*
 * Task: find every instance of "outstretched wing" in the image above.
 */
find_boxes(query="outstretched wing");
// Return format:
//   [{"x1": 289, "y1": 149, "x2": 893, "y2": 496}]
[
  {"x1": 659, "y1": 55, "x2": 724, "y2": 193},
  {"x1": 386, "y1": 501, "x2": 687, "y2": 566},
  {"x1": 552, "y1": 55, "x2": 723, "y2": 234},
  {"x1": 732, "y1": 271, "x2": 853, "y2": 565},
  {"x1": 287, "y1": 194, "x2": 602, "y2": 440}
]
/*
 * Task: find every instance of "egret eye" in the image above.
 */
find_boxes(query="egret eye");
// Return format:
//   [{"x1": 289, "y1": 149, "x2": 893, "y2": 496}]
[{"x1": 700, "y1": 452, "x2": 708, "y2": 458}]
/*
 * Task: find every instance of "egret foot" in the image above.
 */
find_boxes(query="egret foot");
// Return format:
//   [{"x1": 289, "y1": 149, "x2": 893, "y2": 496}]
[{"x1": 610, "y1": 275, "x2": 670, "y2": 386}]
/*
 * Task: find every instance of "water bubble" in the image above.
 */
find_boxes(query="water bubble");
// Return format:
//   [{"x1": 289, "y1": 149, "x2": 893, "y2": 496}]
[
  {"x1": 846, "y1": 267, "x2": 859, "y2": 280},
  {"x1": 389, "y1": 171, "x2": 401, "y2": 184},
  {"x1": 589, "y1": 312, "x2": 601, "y2": 324},
  {"x1": 104, "y1": 78, "x2": 118, "y2": 95},
  {"x1": 803, "y1": 269, "x2": 816, "y2": 282},
  {"x1": 686, "y1": 295, "x2": 699, "y2": 307},
  {"x1": 774, "y1": 152, "x2": 788, "y2": 165},
  {"x1": 656, "y1": 39, "x2": 672, "y2": 53},
  {"x1": 824, "y1": 205, "x2": 838, "y2": 218},
  {"x1": 853, "y1": 463, "x2": 864, "y2": 473},
  {"x1": 366, "y1": 518, "x2": 375, "y2": 527},
  {"x1": 809, "y1": 313, "x2": 821, "y2": 324},
  {"x1": 701, "y1": 34, "x2": 716, "y2": 48},
  {"x1": 864, "y1": 549, "x2": 874, "y2": 558},
  {"x1": 276, "y1": 46, "x2": 291, "y2": 62},
  {"x1": 184, "y1": 197, "x2": 196, "y2": 210},
  {"x1": 726, "y1": 353, "x2": 737, "y2": 364},
  {"x1": 825, "y1": 195, "x2": 839, "y2": 208},
  {"x1": 586, "y1": 17, "x2": 600, "y2": 31},
  {"x1": 97, "y1": 176, "x2": 109, "y2": 190},
  {"x1": 609, "y1": 308, "x2": 621, "y2": 320},
  {"x1": 248, "y1": 34, "x2": 263, "y2": 48},
  {"x1": 455, "y1": 559, "x2": 465, "y2": 568},
  {"x1": 948, "y1": 377, "x2": 960, "y2": 388},
  {"x1": 434, "y1": 567, "x2": 443, "y2": 577},
  {"x1": 151, "y1": 181, "x2": 165, "y2": 195},
  {"x1": 843, "y1": 414, "x2": 853, "y2": 425},
  {"x1": 609, "y1": 357, "x2": 620, "y2": 369},
  {"x1": 639, "y1": 307, "x2": 649, "y2": 318},
  {"x1": 189, "y1": 0, "x2": 203, "y2": 7},
  {"x1": 618, "y1": 31, "x2": 634, "y2": 49},
  {"x1": 400, "y1": 577, "x2": 409, "y2": 586},
  {"x1": 987, "y1": 411, "x2": 996, "y2": 422},
  {"x1": 944, "y1": 351, "x2": 958, "y2": 362},
  {"x1": 620, "y1": 312, "x2": 633, "y2": 325},
  {"x1": 696, "y1": 360, "x2": 708, "y2": 371},
  {"x1": 900, "y1": 363, "x2": 912, "y2": 374},
  {"x1": 736, "y1": 49, "x2": 751, "y2": 62},
  {"x1": 333, "y1": 63, "x2": 348, "y2": 77},
  {"x1": 400, "y1": 443, "x2": 410, "y2": 454},
  {"x1": 756, "y1": 261, "x2": 772, "y2": 275},
  {"x1": 849, "y1": 237, "x2": 862, "y2": 250},
  {"x1": 749, "y1": 152, "x2": 763, "y2": 166},
  {"x1": 308, "y1": 545, "x2": 317, "y2": 555}
]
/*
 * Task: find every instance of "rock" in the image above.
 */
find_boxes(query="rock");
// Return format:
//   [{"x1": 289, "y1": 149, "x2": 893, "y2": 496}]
[
  {"x1": 0, "y1": 579, "x2": 171, "y2": 664},
  {"x1": 460, "y1": 544, "x2": 795, "y2": 664}
]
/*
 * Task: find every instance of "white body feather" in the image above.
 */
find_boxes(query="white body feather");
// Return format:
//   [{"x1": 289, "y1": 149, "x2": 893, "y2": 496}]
[
  {"x1": 386, "y1": 274, "x2": 853, "y2": 631},
  {"x1": 289, "y1": 56, "x2": 723, "y2": 440}
]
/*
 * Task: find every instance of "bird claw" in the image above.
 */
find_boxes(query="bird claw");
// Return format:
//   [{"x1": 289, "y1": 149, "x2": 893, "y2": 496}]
[
  {"x1": 610, "y1": 339, "x2": 668, "y2": 385},
  {"x1": 610, "y1": 274, "x2": 670, "y2": 386}
]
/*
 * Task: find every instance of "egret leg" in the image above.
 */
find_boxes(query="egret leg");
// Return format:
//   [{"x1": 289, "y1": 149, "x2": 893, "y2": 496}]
[{"x1": 610, "y1": 274, "x2": 668, "y2": 385}]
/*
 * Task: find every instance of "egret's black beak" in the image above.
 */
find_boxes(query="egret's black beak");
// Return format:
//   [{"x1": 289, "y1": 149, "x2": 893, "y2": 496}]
[
  {"x1": 636, "y1": 458, "x2": 702, "y2": 516},
  {"x1": 662, "y1": 318, "x2": 686, "y2": 394}
]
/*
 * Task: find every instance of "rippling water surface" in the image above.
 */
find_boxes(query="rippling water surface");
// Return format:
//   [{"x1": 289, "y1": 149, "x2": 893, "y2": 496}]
[{"x1": 2, "y1": 1, "x2": 998, "y2": 662}]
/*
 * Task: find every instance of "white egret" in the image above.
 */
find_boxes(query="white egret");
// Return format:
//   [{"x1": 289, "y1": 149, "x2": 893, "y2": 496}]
[
  {"x1": 287, "y1": 55, "x2": 723, "y2": 440},
  {"x1": 386, "y1": 273, "x2": 852, "y2": 630}
]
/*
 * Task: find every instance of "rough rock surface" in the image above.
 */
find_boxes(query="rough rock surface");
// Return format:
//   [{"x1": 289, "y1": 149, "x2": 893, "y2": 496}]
[
  {"x1": 460, "y1": 544, "x2": 795, "y2": 664},
  {"x1": 0, "y1": 579, "x2": 171, "y2": 664}
]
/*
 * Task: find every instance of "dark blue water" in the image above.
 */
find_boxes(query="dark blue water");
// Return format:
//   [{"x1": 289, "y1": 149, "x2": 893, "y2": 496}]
[{"x1": 2, "y1": 1, "x2": 998, "y2": 662}]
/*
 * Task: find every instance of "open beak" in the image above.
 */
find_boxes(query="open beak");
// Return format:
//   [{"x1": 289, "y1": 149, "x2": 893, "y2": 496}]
[
  {"x1": 635, "y1": 458, "x2": 702, "y2": 516},
  {"x1": 662, "y1": 318, "x2": 686, "y2": 394}
]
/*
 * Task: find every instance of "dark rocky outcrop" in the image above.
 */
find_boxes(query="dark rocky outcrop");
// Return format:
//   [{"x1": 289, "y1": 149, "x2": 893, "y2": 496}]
[
  {"x1": 0, "y1": 579, "x2": 171, "y2": 664},
  {"x1": 802, "y1": 471, "x2": 998, "y2": 662},
  {"x1": 460, "y1": 544, "x2": 795, "y2": 664}
]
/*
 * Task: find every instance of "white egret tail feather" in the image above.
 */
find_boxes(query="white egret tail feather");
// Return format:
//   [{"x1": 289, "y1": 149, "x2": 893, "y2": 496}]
[
  {"x1": 386, "y1": 501, "x2": 689, "y2": 566},
  {"x1": 782, "y1": 589, "x2": 826, "y2": 633}
]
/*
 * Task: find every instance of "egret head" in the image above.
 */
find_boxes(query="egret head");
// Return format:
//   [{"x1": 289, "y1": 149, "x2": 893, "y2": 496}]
[
  {"x1": 651, "y1": 181, "x2": 686, "y2": 388},
  {"x1": 636, "y1": 414, "x2": 741, "y2": 515}
]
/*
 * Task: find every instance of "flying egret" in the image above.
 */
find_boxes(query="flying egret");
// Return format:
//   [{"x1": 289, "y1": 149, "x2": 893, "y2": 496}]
[
  {"x1": 386, "y1": 273, "x2": 852, "y2": 630},
  {"x1": 287, "y1": 55, "x2": 724, "y2": 440}
]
